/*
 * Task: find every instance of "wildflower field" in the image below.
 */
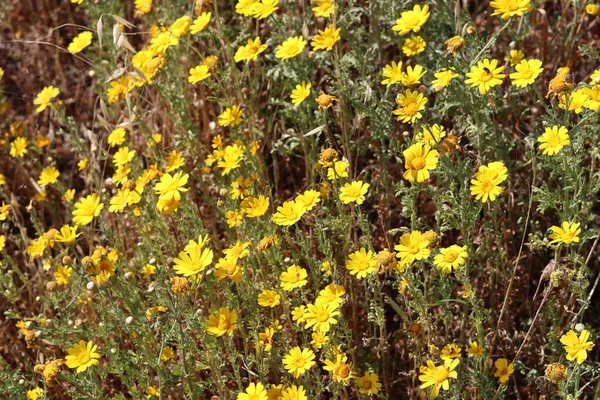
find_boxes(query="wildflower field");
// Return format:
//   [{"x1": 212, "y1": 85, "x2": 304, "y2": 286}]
[{"x1": 1, "y1": 0, "x2": 600, "y2": 398}]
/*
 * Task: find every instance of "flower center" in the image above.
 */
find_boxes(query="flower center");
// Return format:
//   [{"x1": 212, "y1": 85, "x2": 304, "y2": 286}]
[
  {"x1": 316, "y1": 309, "x2": 330, "y2": 322},
  {"x1": 481, "y1": 181, "x2": 494, "y2": 193},
  {"x1": 547, "y1": 134, "x2": 561, "y2": 147},
  {"x1": 411, "y1": 156, "x2": 426, "y2": 170},
  {"x1": 480, "y1": 70, "x2": 493, "y2": 83},
  {"x1": 436, "y1": 368, "x2": 449, "y2": 384},
  {"x1": 336, "y1": 364, "x2": 351, "y2": 378},
  {"x1": 444, "y1": 251, "x2": 458, "y2": 263},
  {"x1": 217, "y1": 316, "x2": 230, "y2": 331},
  {"x1": 294, "y1": 357, "x2": 306, "y2": 368},
  {"x1": 77, "y1": 352, "x2": 91, "y2": 365},
  {"x1": 404, "y1": 103, "x2": 419, "y2": 116}
]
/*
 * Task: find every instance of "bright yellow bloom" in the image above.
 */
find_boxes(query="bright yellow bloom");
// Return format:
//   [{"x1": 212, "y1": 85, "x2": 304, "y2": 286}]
[
  {"x1": 134, "y1": 0, "x2": 152, "y2": 14},
  {"x1": 113, "y1": 146, "x2": 136, "y2": 167},
  {"x1": 65, "y1": 340, "x2": 101, "y2": 373},
  {"x1": 108, "y1": 127, "x2": 126, "y2": 147},
  {"x1": 280, "y1": 265, "x2": 308, "y2": 291},
  {"x1": 54, "y1": 266, "x2": 73, "y2": 285},
  {"x1": 432, "y1": 69, "x2": 459, "y2": 90},
  {"x1": 290, "y1": 81, "x2": 311, "y2": 105},
  {"x1": 206, "y1": 307, "x2": 238, "y2": 337},
  {"x1": 392, "y1": 4, "x2": 430, "y2": 35},
  {"x1": 73, "y1": 194, "x2": 104, "y2": 226},
  {"x1": 465, "y1": 58, "x2": 505, "y2": 94},
  {"x1": 188, "y1": 64, "x2": 211, "y2": 84},
  {"x1": 34, "y1": 86, "x2": 61, "y2": 113},
  {"x1": 444, "y1": 35, "x2": 465, "y2": 56},
  {"x1": 68, "y1": 31, "x2": 93, "y2": 54},
  {"x1": 54, "y1": 224, "x2": 81, "y2": 243},
  {"x1": 506, "y1": 49, "x2": 525, "y2": 66},
  {"x1": 191, "y1": 12, "x2": 211, "y2": 34},
  {"x1": 37, "y1": 166, "x2": 60, "y2": 186},
  {"x1": 10, "y1": 137, "x2": 28, "y2": 158},
  {"x1": 434, "y1": 245, "x2": 468, "y2": 273},
  {"x1": 311, "y1": 25, "x2": 341, "y2": 51},
  {"x1": 416, "y1": 124, "x2": 446, "y2": 144},
  {"x1": 490, "y1": 0, "x2": 533, "y2": 19},
  {"x1": 510, "y1": 59, "x2": 543, "y2": 87},
  {"x1": 586, "y1": 4, "x2": 600, "y2": 15},
  {"x1": 149, "y1": 32, "x2": 179, "y2": 54},
  {"x1": 538, "y1": 125, "x2": 569, "y2": 155},
  {"x1": 395, "y1": 230, "x2": 431, "y2": 266},
  {"x1": 312, "y1": 0, "x2": 335, "y2": 17},
  {"x1": 470, "y1": 163, "x2": 507, "y2": 203},
  {"x1": 259, "y1": 327, "x2": 275, "y2": 351},
  {"x1": 238, "y1": 382, "x2": 268, "y2": 400},
  {"x1": 393, "y1": 89, "x2": 427, "y2": 123},
  {"x1": 234, "y1": 37, "x2": 268, "y2": 62},
  {"x1": 154, "y1": 171, "x2": 189, "y2": 202},
  {"x1": 257, "y1": 290, "x2": 281, "y2": 307},
  {"x1": 339, "y1": 181, "x2": 369, "y2": 205},
  {"x1": 236, "y1": 0, "x2": 260, "y2": 16},
  {"x1": 282, "y1": 347, "x2": 316, "y2": 378},
  {"x1": 494, "y1": 358, "x2": 514, "y2": 383},
  {"x1": 466, "y1": 341, "x2": 485, "y2": 357},
  {"x1": 381, "y1": 61, "x2": 403, "y2": 87},
  {"x1": 401, "y1": 64, "x2": 427, "y2": 86},
  {"x1": 402, "y1": 35, "x2": 426, "y2": 56},
  {"x1": 218, "y1": 105, "x2": 244, "y2": 127},
  {"x1": 251, "y1": 0, "x2": 279, "y2": 19},
  {"x1": 327, "y1": 160, "x2": 349, "y2": 180},
  {"x1": 304, "y1": 300, "x2": 340, "y2": 333},
  {"x1": 296, "y1": 189, "x2": 320, "y2": 211},
  {"x1": 323, "y1": 353, "x2": 354, "y2": 383},
  {"x1": 276, "y1": 36, "x2": 307, "y2": 60},
  {"x1": 356, "y1": 372, "x2": 382, "y2": 394},
  {"x1": 27, "y1": 388, "x2": 44, "y2": 400},
  {"x1": 419, "y1": 359, "x2": 459, "y2": 398},
  {"x1": 241, "y1": 195, "x2": 270, "y2": 217},
  {"x1": 549, "y1": 222, "x2": 581, "y2": 246},
  {"x1": 402, "y1": 142, "x2": 438, "y2": 183},
  {"x1": 169, "y1": 16, "x2": 191, "y2": 37},
  {"x1": 346, "y1": 248, "x2": 377, "y2": 278},
  {"x1": 173, "y1": 236, "x2": 214, "y2": 276},
  {"x1": 559, "y1": 89, "x2": 589, "y2": 114},
  {"x1": 272, "y1": 200, "x2": 305, "y2": 226},
  {"x1": 560, "y1": 330, "x2": 595, "y2": 364},
  {"x1": 316, "y1": 91, "x2": 337, "y2": 109}
]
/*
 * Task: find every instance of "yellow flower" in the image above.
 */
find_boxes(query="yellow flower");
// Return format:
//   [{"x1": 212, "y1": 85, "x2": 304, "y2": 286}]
[
  {"x1": 402, "y1": 35, "x2": 426, "y2": 56},
  {"x1": 381, "y1": 61, "x2": 403, "y2": 87},
  {"x1": 34, "y1": 86, "x2": 61, "y2": 113},
  {"x1": 393, "y1": 89, "x2": 427, "y2": 123},
  {"x1": 505, "y1": 49, "x2": 525, "y2": 66},
  {"x1": 282, "y1": 347, "x2": 316, "y2": 378},
  {"x1": 149, "y1": 32, "x2": 179, "y2": 54},
  {"x1": 0, "y1": 235, "x2": 5, "y2": 252},
  {"x1": 311, "y1": 331, "x2": 329, "y2": 349},
  {"x1": 108, "y1": 127, "x2": 126, "y2": 147},
  {"x1": 296, "y1": 189, "x2": 320, "y2": 211},
  {"x1": 73, "y1": 193, "x2": 104, "y2": 226},
  {"x1": 280, "y1": 265, "x2": 308, "y2": 291},
  {"x1": 68, "y1": 31, "x2": 93, "y2": 54},
  {"x1": 419, "y1": 359, "x2": 459, "y2": 398},
  {"x1": 317, "y1": 283, "x2": 345, "y2": 305},
  {"x1": 510, "y1": 59, "x2": 543, "y2": 87},
  {"x1": 586, "y1": 4, "x2": 600, "y2": 15},
  {"x1": 225, "y1": 209, "x2": 244, "y2": 227},
  {"x1": 440, "y1": 343, "x2": 461, "y2": 360},
  {"x1": 173, "y1": 236, "x2": 214, "y2": 276},
  {"x1": 238, "y1": 382, "x2": 268, "y2": 400},
  {"x1": 559, "y1": 89, "x2": 589, "y2": 114},
  {"x1": 444, "y1": 35, "x2": 465, "y2": 56},
  {"x1": 134, "y1": 0, "x2": 152, "y2": 15},
  {"x1": 276, "y1": 36, "x2": 307, "y2": 60},
  {"x1": 490, "y1": 0, "x2": 533, "y2": 19},
  {"x1": 316, "y1": 90, "x2": 338, "y2": 109},
  {"x1": 27, "y1": 388, "x2": 44, "y2": 400},
  {"x1": 290, "y1": 81, "x2": 311, "y2": 105},
  {"x1": 583, "y1": 84, "x2": 600, "y2": 111},
  {"x1": 154, "y1": 171, "x2": 189, "y2": 202},
  {"x1": 146, "y1": 385, "x2": 160, "y2": 398},
  {"x1": 206, "y1": 307, "x2": 238, "y2": 337},
  {"x1": 401, "y1": 64, "x2": 426, "y2": 86},
  {"x1": 241, "y1": 195, "x2": 270, "y2": 217},
  {"x1": 346, "y1": 248, "x2": 377, "y2": 278},
  {"x1": 356, "y1": 372, "x2": 382, "y2": 394},
  {"x1": 434, "y1": 245, "x2": 468, "y2": 273},
  {"x1": 392, "y1": 4, "x2": 430, "y2": 35},
  {"x1": 272, "y1": 200, "x2": 305, "y2": 226},
  {"x1": 312, "y1": 0, "x2": 335, "y2": 17},
  {"x1": 78, "y1": 158, "x2": 89, "y2": 171},
  {"x1": 494, "y1": 358, "x2": 514, "y2": 383},
  {"x1": 549, "y1": 222, "x2": 581, "y2": 246},
  {"x1": 465, "y1": 58, "x2": 505, "y2": 94},
  {"x1": 218, "y1": 105, "x2": 244, "y2": 127},
  {"x1": 188, "y1": 64, "x2": 211, "y2": 84},
  {"x1": 311, "y1": 25, "x2": 341, "y2": 51},
  {"x1": 470, "y1": 163, "x2": 507, "y2": 203},
  {"x1": 538, "y1": 125, "x2": 569, "y2": 155},
  {"x1": 113, "y1": 146, "x2": 136, "y2": 167},
  {"x1": 54, "y1": 224, "x2": 81, "y2": 243},
  {"x1": 259, "y1": 327, "x2": 275, "y2": 351},
  {"x1": 234, "y1": 37, "x2": 268, "y2": 62},
  {"x1": 545, "y1": 362, "x2": 567, "y2": 384},
  {"x1": 215, "y1": 255, "x2": 244, "y2": 282},
  {"x1": 327, "y1": 160, "x2": 349, "y2": 180},
  {"x1": 142, "y1": 264, "x2": 156, "y2": 279},
  {"x1": 304, "y1": 300, "x2": 340, "y2": 333},
  {"x1": 10, "y1": 137, "x2": 28, "y2": 158},
  {"x1": 54, "y1": 265, "x2": 73, "y2": 285},
  {"x1": 395, "y1": 230, "x2": 431, "y2": 266},
  {"x1": 65, "y1": 340, "x2": 101, "y2": 373},
  {"x1": 169, "y1": 16, "x2": 191, "y2": 37},
  {"x1": 191, "y1": 12, "x2": 211, "y2": 34},
  {"x1": 466, "y1": 341, "x2": 485, "y2": 357},
  {"x1": 339, "y1": 181, "x2": 369, "y2": 205},
  {"x1": 416, "y1": 124, "x2": 446, "y2": 144},
  {"x1": 257, "y1": 290, "x2": 281, "y2": 307},
  {"x1": 236, "y1": 0, "x2": 260, "y2": 16},
  {"x1": 402, "y1": 142, "x2": 438, "y2": 183},
  {"x1": 432, "y1": 69, "x2": 459, "y2": 90},
  {"x1": 161, "y1": 346, "x2": 174, "y2": 361},
  {"x1": 38, "y1": 166, "x2": 60, "y2": 186},
  {"x1": 250, "y1": 0, "x2": 279, "y2": 19}
]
